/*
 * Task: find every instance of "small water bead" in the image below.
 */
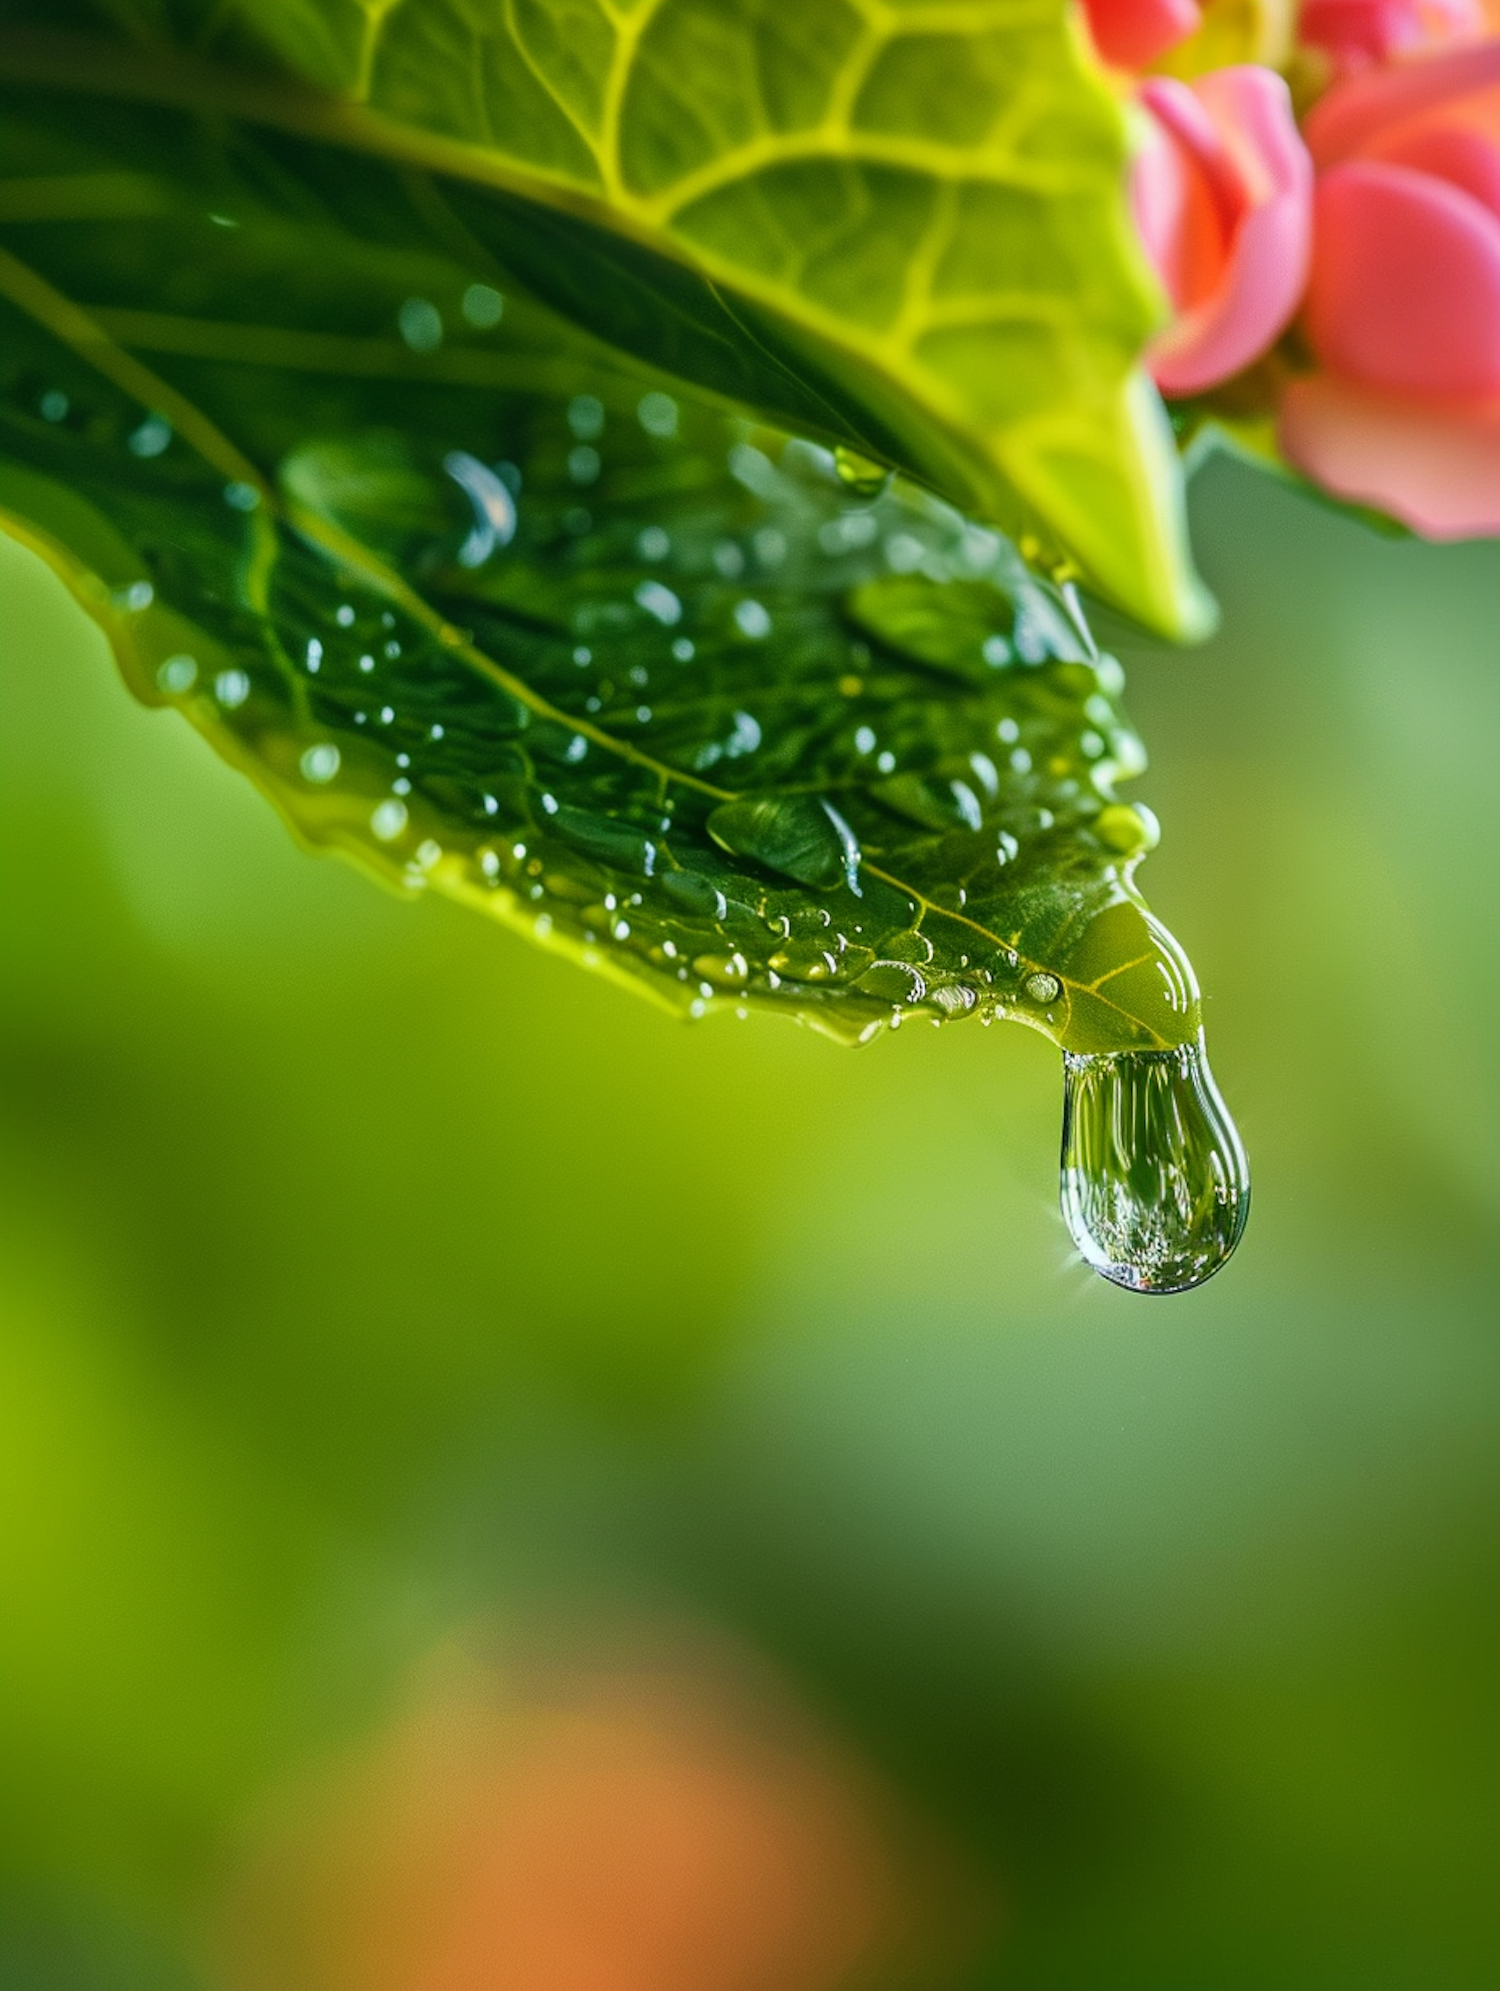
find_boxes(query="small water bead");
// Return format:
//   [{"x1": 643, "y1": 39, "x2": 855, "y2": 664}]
[
  {"x1": 223, "y1": 480, "x2": 260, "y2": 512},
  {"x1": 635, "y1": 579, "x2": 681, "y2": 625},
  {"x1": 671, "y1": 637, "x2": 695, "y2": 662},
  {"x1": 397, "y1": 297, "x2": 443, "y2": 352},
  {"x1": 770, "y1": 943, "x2": 840, "y2": 982},
  {"x1": 128, "y1": 414, "x2": 172, "y2": 458},
  {"x1": 1094, "y1": 802, "x2": 1161, "y2": 855},
  {"x1": 156, "y1": 654, "x2": 197, "y2": 694},
  {"x1": 214, "y1": 668, "x2": 250, "y2": 709},
  {"x1": 371, "y1": 799, "x2": 408, "y2": 841},
  {"x1": 460, "y1": 282, "x2": 504, "y2": 328},
  {"x1": 40, "y1": 389, "x2": 69, "y2": 421},
  {"x1": 832, "y1": 445, "x2": 892, "y2": 499},
  {"x1": 567, "y1": 394, "x2": 605, "y2": 440},
  {"x1": 1059, "y1": 1037, "x2": 1250, "y2": 1294},
  {"x1": 444, "y1": 451, "x2": 517, "y2": 566},
  {"x1": 637, "y1": 392, "x2": 679, "y2": 437},
  {"x1": 637, "y1": 526, "x2": 670, "y2": 560},
  {"x1": 733, "y1": 600, "x2": 771, "y2": 639},
  {"x1": 299, "y1": 742, "x2": 340, "y2": 783},
  {"x1": 111, "y1": 581, "x2": 153, "y2": 612},
  {"x1": 1024, "y1": 971, "x2": 1061, "y2": 1004},
  {"x1": 567, "y1": 445, "x2": 601, "y2": 485}
]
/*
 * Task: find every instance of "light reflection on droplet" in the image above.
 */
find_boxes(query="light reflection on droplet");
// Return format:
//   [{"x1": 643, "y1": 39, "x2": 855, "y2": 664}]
[{"x1": 300, "y1": 743, "x2": 340, "y2": 783}]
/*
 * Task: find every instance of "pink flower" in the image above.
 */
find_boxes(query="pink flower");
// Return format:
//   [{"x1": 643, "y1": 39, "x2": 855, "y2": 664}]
[
  {"x1": 1279, "y1": 42, "x2": 1500, "y2": 536},
  {"x1": 1082, "y1": 0, "x2": 1202, "y2": 69},
  {"x1": 1298, "y1": 0, "x2": 1486, "y2": 79},
  {"x1": 1132, "y1": 67, "x2": 1314, "y2": 395}
]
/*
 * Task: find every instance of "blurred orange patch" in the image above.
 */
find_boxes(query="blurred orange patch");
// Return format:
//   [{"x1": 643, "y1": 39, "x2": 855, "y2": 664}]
[{"x1": 210, "y1": 1623, "x2": 989, "y2": 1991}]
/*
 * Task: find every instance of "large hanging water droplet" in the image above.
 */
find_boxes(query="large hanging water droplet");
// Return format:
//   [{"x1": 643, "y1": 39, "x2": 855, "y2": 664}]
[
  {"x1": 832, "y1": 445, "x2": 892, "y2": 500},
  {"x1": 1059, "y1": 1035, "x2": 1249, "y2": 1294}
]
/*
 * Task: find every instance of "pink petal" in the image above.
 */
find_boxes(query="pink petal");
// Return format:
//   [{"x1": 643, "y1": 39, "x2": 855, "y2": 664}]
[
  {"x1": 1299, "y1": 0, "x2": 1431, "y2": 68},
  {"x1": 1307, "y1": 162, "x2": 1500, "y2": 394},
  {"x1": 1279, "y1": 374, "x2": 1500, "y2": 535},
  {"x1": 1304, "y1": 41, "x2": 1500, "y2": 166},
  {"x1": 1083, "y1": 0, "x2": 1202, "y2": 69},
  {"x1": 1133, "y1": 78, "x2": 1240, "y2": 309},
  {"x1": 1297, "y1": 0, "x2": 1485, "y2": 69},
  {"x1": 1146, "y1": 69, "x2": 1313, "y2": 397},
  {"x1": 1380, "y1": 121, "x2": 1500, "y2": 217}
]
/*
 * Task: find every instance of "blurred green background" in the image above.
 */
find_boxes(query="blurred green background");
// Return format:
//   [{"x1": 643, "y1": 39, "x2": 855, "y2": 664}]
[{"x1": 2, "y1": 456, "x2": 1497, "y2": 1988}]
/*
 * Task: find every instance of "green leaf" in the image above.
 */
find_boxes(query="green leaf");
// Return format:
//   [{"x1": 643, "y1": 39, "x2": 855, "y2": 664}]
[
  {"x1": 0, "y1": 123, "x2": 1203, "y2": 1057},
  {"x1": 0, "y1": 0, "x2": 1213, "y2": 638}
]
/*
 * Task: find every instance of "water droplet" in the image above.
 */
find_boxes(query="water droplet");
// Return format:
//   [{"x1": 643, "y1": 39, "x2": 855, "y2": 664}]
[
  {"x1": 713, "y1": 540, "x2": 746, "y2": 578},
  {"x1": 833, "y1": 445, "x2": 891, "y2": 499},
  {"x1": 567, "y1": 444, "x2": 601, "y2": 485},
  {"x1": 371, "y1": 799, "x2": 408, "y2": 842},
  {"x1": 300, "y1": 742, "x2": 340, "y2": 783},
  {"x1": 1024, "y1": 971, "x2": 1061, "y2": 1004},
  {"x1": 305, "y1": 638, "x2": 323, "y2": 672},
  {"x1": 110, "y1": 580, "x2": 154, "y2": 612},
  {"x1": 1059, "y1": 1037, "x2": 1250, "y2": 1294},
  {"x1": 336, "y1": 604, "x2": 356, "y2": 627},
  {"x1": 637, "y1": 391, "x2": 678, "y2": 437},
  {"x1": 637, "y1": 525, "x2": 670, "y2": 560},
  {"x1": 156, "y1": 654, "x2": 196, "y2": 693},
  {"x1": 415, "y1": 838, "x2": 443, "y2": 870},
  {"x1": 857, "y1": 960, "x2": 927, "y2": 1003},
  {"x1": 693, "y1": 951, "x2": 749, "y2": 986},
  {"x1": 460, "y1": 282, "x2": 504, "y2": 328},
  {"x1": 397, "y1": 297, "x2": 444, "y2": 352},
  {"x1": 39, "y1": 389, "x2": 69, "y2": 421},
  {"x1": 982, "y1": 635, "x2": 1012, "y2": 667},
  {"x1": 127, "y1": 414, "x2": 172, "y2": 458},
  {"x1": 213, "y1": 668, "x2": 250, "y2": 709},
  {"x1": 635, "y1": 579, "x2": 681, "y2": 625},
  {"x1": 444, "y1": 450, "x2": 517, "y2": 566},
  {"x1": 770, "y1": 942, "x2": 841, "y2": 982},
  {"x1": 567, "y1": 394, "x2": 605, "y2": 440},
  {"x1": 733, "y1": 599, "x2": 771, "y2": 639},
  {"x1": 223, "y1": 480, "x2": 260, "y2": 512},
  {"x1": 671, "y1": 637, "x2": 695, "y2": 662},
  {"x1": 1094, "y1": 803, "x2": 1161, "y2": 855}
]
